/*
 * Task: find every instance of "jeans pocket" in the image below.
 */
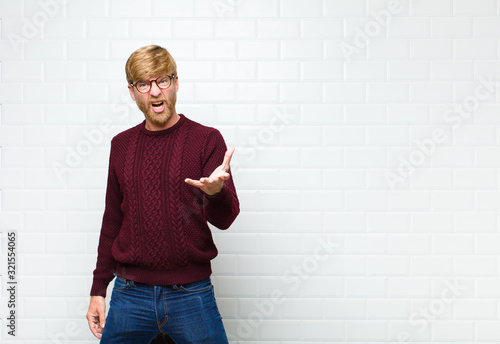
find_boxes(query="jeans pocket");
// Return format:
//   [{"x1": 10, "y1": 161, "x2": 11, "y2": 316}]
[
  {"x1": 179, "y1": 278, "x2": 212, "y2": 293},
  {"x1": 114, "y1": 275, "x2": 131, "y2": 291}
]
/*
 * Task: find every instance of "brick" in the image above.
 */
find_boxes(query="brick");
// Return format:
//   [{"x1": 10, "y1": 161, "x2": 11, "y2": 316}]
[
  {"x1": 0, "y1": 126, "x2": 23, "y2": 145},
  {"x1": 325, "y1": 82, "x2": 366, "y2": 103},
  {"x1": 368, "y1": 82, "x2": 408, "y2": 103},
  {"x1": 410, "y1": 82, "x2": 453, "y2": 103},
  {"x1": 216, "y1": 61, "x2": 256, "y2": 80},
  {"x1": 258, "y1": 61, "x2": 299, "y2": 81},
  {"x1": 258, "y1": 191, "x2": 301, "y2": 210},
  {"x1": 431, "y1": 17, "x2": 473, "y2": 37},
  {"x1": 44, "y1": 19, "x2": 85, "y2": 38},
  {"x1": 24, "y1": 40, "x2": 65, "y2": 61},
  {"x1": 345, "y1": 104, "x2": 386, "y2": 124},
  {"x1": 173, "y1": 20, "x2": 213, "y2": 38},
  {"x1": 388, "y1": 61, "x2": 429, "y2": 80},
  {"x1": 302, "y1": 191, "x2": 342, "y2": 210},
  {"x1": 388, "y1": 277, "x2": 430, "y2": 297},
  {"x1": 346, "y1": 61, "x2": 387, "y2": 81},
  {"x1": 432, "y1": 321, "x2": 474, "y2": 341},
  {"x1": 368, "y1": 39, "x2": 410, "y2": 59},
  {"x1": 411, "y1": 168, "x2": 453, "y2": 189},
  {"x1": 196, "y1": 40, "x2": 235, "y2": 59},
  {"x1": 258, "y1": 19, "x2": 299, "y2": 38},
  {"x1": 453, "y1": 255, "x2": 498, "y2": 277},
  {"x1": 215, "y1": 20, "x2": 255, "y2": 38},
  {"x1": 236, "y1": 0, "x2": 278, "y2": 17},
  {"x1": 476, "y1": 191, "x2": 500, "y2": 211},
  {"x1": 325, "y1": 0, "x2": 366, "y2": 16},
  {"x1": 411, "y1": 256, "x2": 453, "y2": 275},
  {"x1": 324, "y1": 126, "x2": 365, "y2": 146},
  {"x1": 236, "y1": 82, "x2": 277, "y2": 102},
  {"x1": 410, "y1": 0, "x2": 452, "y2": 15},
  {"x1": 66, "y1": 83, "x2": 108, "y2": 104},
  {"x1": 345, "y1": 147, "x2": 386, "y2": 167},
  {"x1": 280, "y1": 83, "x2": 322, "y2": 103},
  {"x1": 2, "y1": 190, "x2": 44, "y2": 210},
  {"x1": 431, "y1": 147, "x2": 474, "y2": 167},
  {"x1": 345, "y1": 320, "x2": 387, "y2": 341},
  {"x1": 45, "y1": 62, "x2": 85, "y2": 81},
  {"x1": 431, "y1": 60, "x2": 473, "y2": 80},
  {"x1": 388, "y1": 104, "x2": 429, "y2": 124},
  {"x1": 87, "y1": 20, "x2": 129, "y2": 39},
  {"x1": 278, "y1": 168, "x2": 322, "y2": 190},
  {"x1": 66, "y1": 0, "x2": 107, "y2": 17},
  {"x1": 324, "y1": 169, "x2": 365, "y2": 189},
  {"x1": 454, "y1": 0, "x2": 497, "y2": 16},
  {"x1": 412, "y1": 212, "x2": 454, "y2": 233},
  {"x1": 152, "y1": 0, "x2": 194, "y2": 17},
  {"x1": 280, "y1": 0, "x2": 322, "y2": 17},
  {"x1": 24, "y1": 211, "x2": 67, "y2": 232},
  {"x1": 302, "y1": 320, "x2": 344, "y2": 341},
  {"x1": 110, "y1": 0, "x2": 151, "y2": 17},
  {"x1": 388, "y1": 17, "x2": 430, "y2": 38},
  {"x1": 131, "y1": 19, "x2": 172, "y2": 39},
  {"x1": 67, "y1": 40, "x2": 108, "y2": 60},
  {"x1": 2, "y1": 147, "x2": 44, "y2": 167},
  {"x1": 46, "y1": 190, "x2": 87, "y2": 210},
  {"x1": 411, "y1": 39, "x2": 453, "y2": 59},
  {"x1": 302, "y1": 61, "x2": 343, "y2": 81},
  {"x1": 389, "y1": 234, "x2": 430, "y2": 254},
  {"x1": 454, "y1": 39, "x2": 496, "y2": 59},
  {"x1": 432, "y1": 234, "x2": 475, "y2": 254},
  {"x1": 281, "y1": 40, "x2": 323, "y2": 59},
  {"x1": 301, "y1": 147, "x2": 342, "y2": 168}
]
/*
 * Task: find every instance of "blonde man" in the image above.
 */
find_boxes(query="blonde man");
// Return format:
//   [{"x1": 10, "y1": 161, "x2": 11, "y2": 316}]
[{"x1": 86, "y1": 45, "x2": 239, "y2": 344}]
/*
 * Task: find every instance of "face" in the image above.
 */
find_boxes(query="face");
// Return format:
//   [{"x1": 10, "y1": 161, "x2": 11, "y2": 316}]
[{"x1": 128, "y1": 74, "x2": 179, "y2": 130}]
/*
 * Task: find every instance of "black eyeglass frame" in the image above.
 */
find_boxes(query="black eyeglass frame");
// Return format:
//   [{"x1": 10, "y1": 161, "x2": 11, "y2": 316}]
[{"x1": 130, "y1": 74, "x2": 176, "y2": 94}]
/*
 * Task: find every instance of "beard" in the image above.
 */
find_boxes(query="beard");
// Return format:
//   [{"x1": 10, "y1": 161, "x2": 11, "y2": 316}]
[{"x1": 137, "y1": 91, "x2": 177, "y2": 127}]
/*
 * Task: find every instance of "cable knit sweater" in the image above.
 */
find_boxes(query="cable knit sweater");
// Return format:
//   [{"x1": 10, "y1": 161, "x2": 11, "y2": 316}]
[{"x1": 90, "y1": 114, "x2": 239, "y2": 297}]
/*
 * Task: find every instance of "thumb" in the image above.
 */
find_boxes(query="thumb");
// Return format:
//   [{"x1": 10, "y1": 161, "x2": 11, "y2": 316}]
[{"x1": 99, "y1": 308, "x2": 106, "y2": 327}]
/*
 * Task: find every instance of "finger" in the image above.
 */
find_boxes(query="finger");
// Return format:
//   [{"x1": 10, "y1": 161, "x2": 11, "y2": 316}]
[
  {"x1": 185, "y1": 178, "x2": 205, "y2": 188},
  {"x1": 221, "y1": 147, "x2": 235, "y2": 172}
]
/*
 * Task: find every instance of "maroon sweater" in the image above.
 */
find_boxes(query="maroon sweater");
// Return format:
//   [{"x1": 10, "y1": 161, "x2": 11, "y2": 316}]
[{"x1": 90, "y1": 114, "x2": 239, "y2": 297}]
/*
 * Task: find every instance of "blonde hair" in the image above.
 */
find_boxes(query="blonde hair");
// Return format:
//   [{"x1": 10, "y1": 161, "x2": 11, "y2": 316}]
[{"x1": 125, "y1": 45, "x2": 177, "y2": 84}]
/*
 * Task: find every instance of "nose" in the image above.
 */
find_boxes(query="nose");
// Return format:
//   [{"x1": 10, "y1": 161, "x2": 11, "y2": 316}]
[{"x1": 150, "y1": 80, "x2": 162, "y2": 97}]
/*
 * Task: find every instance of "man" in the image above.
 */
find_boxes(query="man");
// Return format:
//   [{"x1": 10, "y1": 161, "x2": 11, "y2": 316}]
[{"x1": 86, "y1": 45, "x2": 239, "y2": 344}]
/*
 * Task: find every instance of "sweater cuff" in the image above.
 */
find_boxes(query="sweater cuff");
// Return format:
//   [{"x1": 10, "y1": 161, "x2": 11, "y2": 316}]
[{"x1": 90, "y1": 278, "x2": 111, "y2": 298}]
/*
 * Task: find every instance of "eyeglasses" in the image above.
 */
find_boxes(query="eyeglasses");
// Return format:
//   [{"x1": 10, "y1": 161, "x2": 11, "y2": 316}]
[{"x1": 130, "y1": 74, "x2": 176, "y2": 94}]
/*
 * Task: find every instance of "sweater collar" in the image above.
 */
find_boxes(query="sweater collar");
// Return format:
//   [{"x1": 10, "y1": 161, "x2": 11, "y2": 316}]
[{"x1": 139, "y1": 114, "x2": 186, "y2": 136}]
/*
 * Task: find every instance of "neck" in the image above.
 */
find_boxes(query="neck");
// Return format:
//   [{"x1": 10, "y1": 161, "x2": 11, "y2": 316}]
[{"x1": 145, "y1": 112, "x2": 180, "y2": 131}]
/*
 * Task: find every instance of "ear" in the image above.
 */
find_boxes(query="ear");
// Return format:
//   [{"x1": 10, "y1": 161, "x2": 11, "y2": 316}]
[
  {"x1": 128, "y1": 85, "x2": 136, "y2": 101},
  {"x1": 174, "y1": 75, "x2": 179, "y2": 93}
]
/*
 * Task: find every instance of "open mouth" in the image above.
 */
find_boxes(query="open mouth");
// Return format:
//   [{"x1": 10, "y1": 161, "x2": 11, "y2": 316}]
[{"x1": 151, "y1": 101, "x2": 165, "y2": 113}]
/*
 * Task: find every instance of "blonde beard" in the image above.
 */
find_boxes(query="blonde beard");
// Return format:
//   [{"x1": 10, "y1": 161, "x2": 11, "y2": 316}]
[{"x1": 138, "y1": 93, "x2": 177, "y2": 127}]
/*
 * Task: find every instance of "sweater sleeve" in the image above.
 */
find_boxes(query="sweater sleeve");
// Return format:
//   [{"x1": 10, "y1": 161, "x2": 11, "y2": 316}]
[
  {"x1": 201, "y1": 130, "x2": 240, "y2": 230},
  {"x1": 90, "y1": 139, "x2": 124, "y2": 297}
]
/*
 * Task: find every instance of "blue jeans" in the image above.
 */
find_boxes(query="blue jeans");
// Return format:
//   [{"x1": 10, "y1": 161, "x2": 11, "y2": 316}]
[{"x1": 100, "y1": 276, "x2": 229, "y2": 344}]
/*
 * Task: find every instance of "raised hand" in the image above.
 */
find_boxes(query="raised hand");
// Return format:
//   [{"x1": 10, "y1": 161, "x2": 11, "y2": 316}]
[{"x1": 185, "y1": 147, "x2": 235, "y2": 196}]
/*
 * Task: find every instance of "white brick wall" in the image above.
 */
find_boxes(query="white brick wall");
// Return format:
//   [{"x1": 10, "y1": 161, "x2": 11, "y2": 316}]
[{"x1": 0, "y1": 0, "x2": 499, "y2": 343}]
